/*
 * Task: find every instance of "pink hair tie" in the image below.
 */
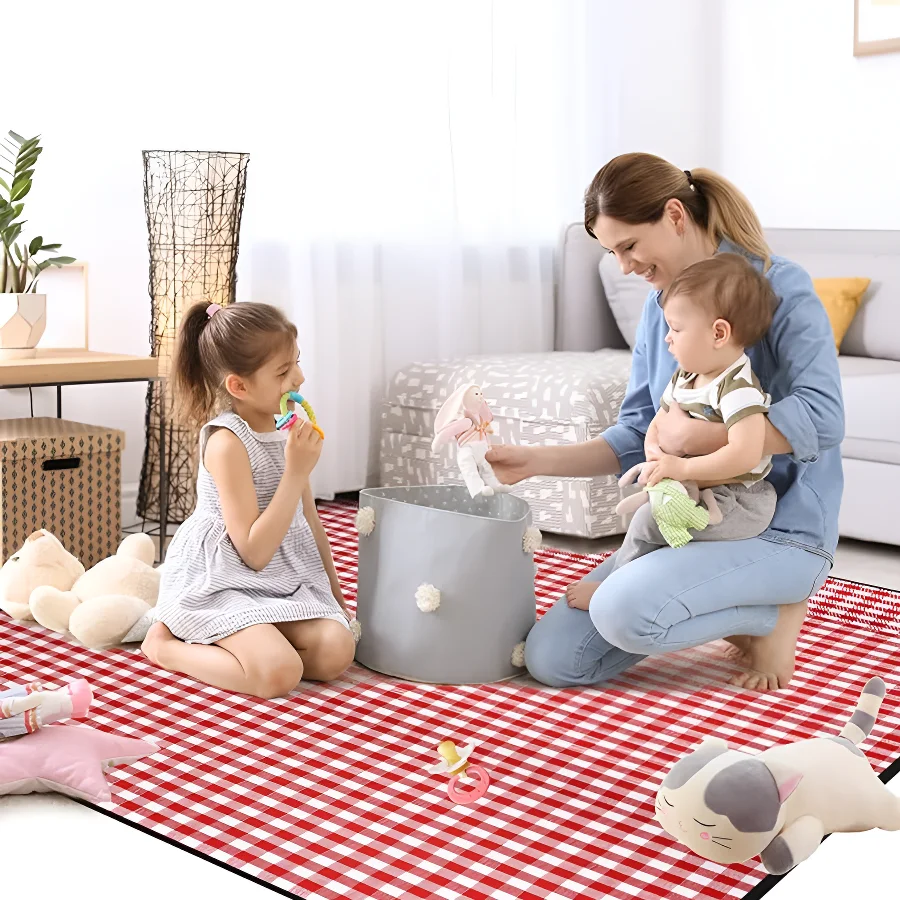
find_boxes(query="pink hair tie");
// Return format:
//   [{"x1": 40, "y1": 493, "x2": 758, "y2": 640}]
[{"x1": 206, "y1": 304, "x2": 221, "y2": 318}]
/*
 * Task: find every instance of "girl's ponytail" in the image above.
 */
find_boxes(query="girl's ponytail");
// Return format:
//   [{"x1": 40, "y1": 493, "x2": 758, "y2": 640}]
[{"x1": 172, "y1": 303, "x2": 219, "y2": 427}]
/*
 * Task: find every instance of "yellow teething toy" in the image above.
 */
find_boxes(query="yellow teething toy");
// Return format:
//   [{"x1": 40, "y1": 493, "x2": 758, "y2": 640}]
[
  {"x1": 277, "y1": 391, "x2": 324, "y2": 439},
  {"x1": 437, "y1": 740, "x2": 469, "y2": 777}
]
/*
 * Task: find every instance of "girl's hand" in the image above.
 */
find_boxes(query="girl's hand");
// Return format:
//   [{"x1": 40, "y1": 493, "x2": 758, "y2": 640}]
[
  {"x1": 285, "y1": 421, "x2": 323, "y2": 479},
  {"x1": 645, "y1": 454, "x2": 690, "y2": 487},
  {"x1": 332, "y1": 585, "x2": 351, "y2": 622}
]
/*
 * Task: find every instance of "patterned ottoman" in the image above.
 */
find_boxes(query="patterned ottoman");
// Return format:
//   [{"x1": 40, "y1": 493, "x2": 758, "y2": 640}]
[{"x1": 379, "y1": 350, "x2": 633, "y2": 539}]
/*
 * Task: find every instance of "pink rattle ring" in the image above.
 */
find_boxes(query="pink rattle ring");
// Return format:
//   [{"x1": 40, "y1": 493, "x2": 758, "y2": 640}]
[
  {"x1": 425, "y1": 739, "x2": 491, "y2": 806},
  {"x1": 446, "y1": 764, "x2": 491, "y2": 804}
]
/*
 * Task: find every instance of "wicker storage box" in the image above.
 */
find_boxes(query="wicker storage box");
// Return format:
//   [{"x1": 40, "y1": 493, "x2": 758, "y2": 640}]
[{"x1": 0, "y1": 418, "x2": 124, "y2": 569}]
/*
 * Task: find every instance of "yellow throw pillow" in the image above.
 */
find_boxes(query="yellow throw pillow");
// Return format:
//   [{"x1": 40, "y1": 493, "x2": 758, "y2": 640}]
[{"x1": 812, "y1": 277, "x2": 870, "y2": 353}]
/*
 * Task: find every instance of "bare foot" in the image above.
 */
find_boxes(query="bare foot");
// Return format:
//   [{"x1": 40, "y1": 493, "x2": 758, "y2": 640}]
[
  {"x1": 729, "y1": 600, "x2": 807, "y2": 692},
  {"x1": 140, "y1": 621, "x2": 176, "y2": 668},
  {"x1": 722, "y1": 634, "x2": 751, "y2": 659},
  {"x1": 566, "y1": 581, "x2": 600, "y2": 611}
]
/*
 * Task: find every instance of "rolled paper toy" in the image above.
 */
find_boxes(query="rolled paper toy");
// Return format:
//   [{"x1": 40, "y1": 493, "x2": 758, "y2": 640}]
[{"x1": 277, "y1": 391, "x2": 324, "y2": 438}]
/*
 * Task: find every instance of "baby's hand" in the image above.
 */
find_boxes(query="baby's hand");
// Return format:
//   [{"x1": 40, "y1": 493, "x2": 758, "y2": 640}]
[
  {"x1": 285, "y1": 421, "x2": 323, "y2": 479},
  {"x1": 645, "y1": 454, "x2": 689, "y2": 487}
]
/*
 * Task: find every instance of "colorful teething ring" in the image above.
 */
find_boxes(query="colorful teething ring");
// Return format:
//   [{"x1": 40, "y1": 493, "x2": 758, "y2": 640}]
[
  {"x1": 277, "y1": 391, "x2": 324, "y2": 438},
  {"x1": 446, "y1": 764, "x2": 491, "y2": 804}
]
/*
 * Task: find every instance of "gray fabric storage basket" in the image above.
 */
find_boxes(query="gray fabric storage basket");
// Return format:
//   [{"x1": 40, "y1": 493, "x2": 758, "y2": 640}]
[{"x1": 355, "y1": 485, "x2": 537, "y2": 684}]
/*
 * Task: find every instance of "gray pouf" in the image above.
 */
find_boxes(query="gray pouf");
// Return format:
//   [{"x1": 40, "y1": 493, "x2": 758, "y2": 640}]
[{"x1": 354, "y1": 486, "x2": 539, "y2": 684}]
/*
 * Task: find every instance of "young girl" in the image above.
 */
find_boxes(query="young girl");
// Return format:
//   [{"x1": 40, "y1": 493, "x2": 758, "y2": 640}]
[{"x1": 141, "y1": 302, "x2": 356, "y2": 699}]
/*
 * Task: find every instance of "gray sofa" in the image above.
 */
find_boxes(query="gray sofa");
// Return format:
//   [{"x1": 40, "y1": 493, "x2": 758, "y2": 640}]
[
  {"x1": 380, "y1": 225, "x2": 900, "y2": 546},
  {"x1": 768, "y1": 229, "x2": 900, "y2": 548}
]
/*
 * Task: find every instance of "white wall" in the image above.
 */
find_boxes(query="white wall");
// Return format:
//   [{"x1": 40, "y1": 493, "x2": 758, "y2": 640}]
[
  {"x1": 0, "y1": 0, "x2": 719, "y2": 523},
  {"x1": 1, "y1": 1, "x2": 288, "y2": 524},
  {"x1": 585, "y1": 0, "x2": 723, "y2": 174},
  {"x1": 720, "y1": 0, "x2": 900, "y2": 229}
]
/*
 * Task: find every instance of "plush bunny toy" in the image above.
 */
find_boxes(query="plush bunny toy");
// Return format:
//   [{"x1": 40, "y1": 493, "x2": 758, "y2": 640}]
[
  {"x1": 432, "y1": 384, "x2": 510, "y2": 499},
  {"x1": 615, "y1": 461, "x2": 724, "y2": 549},
  {"x1": 616, "y1": 461, "x2": 723, "y2": 522}
]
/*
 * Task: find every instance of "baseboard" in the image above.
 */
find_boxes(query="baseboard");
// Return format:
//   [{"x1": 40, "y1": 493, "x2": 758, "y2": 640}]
[{"x1": 122, "y1": 482, "x2": 139, "y2": 530}]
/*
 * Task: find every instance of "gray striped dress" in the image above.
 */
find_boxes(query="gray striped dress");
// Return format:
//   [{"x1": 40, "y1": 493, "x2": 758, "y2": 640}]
[{"x1": 153, "y1": 411, "x2": 348, "y2": 644}]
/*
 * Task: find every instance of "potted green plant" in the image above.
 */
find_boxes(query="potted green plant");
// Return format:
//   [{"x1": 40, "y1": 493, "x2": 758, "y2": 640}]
[{"x1": 0, "y1": 131, "x2": 75, "y2": 358}]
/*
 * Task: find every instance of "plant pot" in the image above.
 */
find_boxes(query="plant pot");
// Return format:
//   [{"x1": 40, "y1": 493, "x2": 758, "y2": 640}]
[{"x1": 0, "y1": 294, "x2": 47, "y2": 359}]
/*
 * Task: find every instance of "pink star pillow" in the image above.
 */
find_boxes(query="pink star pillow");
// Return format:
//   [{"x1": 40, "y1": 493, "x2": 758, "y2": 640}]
[{"x1": 0, "y1": 723, "x2": 158, "y2": 803}]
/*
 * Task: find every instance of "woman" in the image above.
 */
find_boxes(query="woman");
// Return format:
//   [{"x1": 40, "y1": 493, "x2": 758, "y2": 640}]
[{"x1": 487, "y1": 153, "x2": 843, "y2": 693}]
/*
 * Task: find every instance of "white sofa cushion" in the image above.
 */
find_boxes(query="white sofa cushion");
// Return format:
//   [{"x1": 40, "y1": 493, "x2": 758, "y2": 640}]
[
  {"x1": 839, "y1": 355, "x2": 900, "y2": 464},
  {"x1": 840, "y1": 458, "x2": 900, "y2": 546}
]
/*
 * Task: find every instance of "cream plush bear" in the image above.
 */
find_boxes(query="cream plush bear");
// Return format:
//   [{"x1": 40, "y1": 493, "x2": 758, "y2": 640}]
[{"x1": 0, "y1": 529, "x2": 161, "y2": 649}]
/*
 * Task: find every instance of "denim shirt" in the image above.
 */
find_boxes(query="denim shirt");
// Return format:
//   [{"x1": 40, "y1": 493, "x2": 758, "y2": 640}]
[{"x1": 602, "y1": 239, "x2": 844, "y2": 562}]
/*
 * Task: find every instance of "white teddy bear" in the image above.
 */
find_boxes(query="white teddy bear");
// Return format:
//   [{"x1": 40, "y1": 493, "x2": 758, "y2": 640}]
[{"x1": 0, "y1": 529, "x2": 161, "y2": 650}]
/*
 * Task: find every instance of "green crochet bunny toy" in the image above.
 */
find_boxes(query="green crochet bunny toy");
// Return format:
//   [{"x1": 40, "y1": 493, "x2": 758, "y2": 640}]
[{"x1": 616, "y1": 463, "x2": 723, "y2": 549}]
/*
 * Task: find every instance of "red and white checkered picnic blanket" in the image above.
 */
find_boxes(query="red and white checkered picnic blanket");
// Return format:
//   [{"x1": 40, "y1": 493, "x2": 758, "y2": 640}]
[{"x1": 2, "y1": 500, "x2": 900, "y2": 900}]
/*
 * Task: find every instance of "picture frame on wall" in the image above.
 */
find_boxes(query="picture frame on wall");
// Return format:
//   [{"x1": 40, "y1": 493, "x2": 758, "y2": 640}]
[{"x1": 855, "y1": 0, "x2": 900, "y2": 56}]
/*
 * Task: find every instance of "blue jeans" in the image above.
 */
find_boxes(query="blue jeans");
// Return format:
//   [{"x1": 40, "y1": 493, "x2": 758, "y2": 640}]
[{"x1": 524, "y1": 538, "x2": 832, "y2": 688}]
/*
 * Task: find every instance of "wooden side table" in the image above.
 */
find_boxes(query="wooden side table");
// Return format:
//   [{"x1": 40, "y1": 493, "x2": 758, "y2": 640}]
[{"x1": 0, "y1": 349, "x2": 169, "y2": 561}]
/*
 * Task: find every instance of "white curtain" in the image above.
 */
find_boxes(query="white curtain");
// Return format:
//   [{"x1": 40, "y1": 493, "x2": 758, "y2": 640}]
[{"x1": 240, "y1": 0, "x2": 593, "y2": 497}]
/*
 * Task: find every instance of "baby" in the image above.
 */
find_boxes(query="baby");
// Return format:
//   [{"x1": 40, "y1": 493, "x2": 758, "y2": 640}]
[{"x1": 568, "y1": 252, "x2": 777, "y2": 607}]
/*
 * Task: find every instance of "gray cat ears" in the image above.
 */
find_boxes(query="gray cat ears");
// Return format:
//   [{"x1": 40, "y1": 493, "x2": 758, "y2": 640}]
[
  {"x1": 663, "y1": 736, "x2": 803, "y2": 806},
  {"x1": 662, "y1": 739, "x2": 730, "y2": 789},
  {"x1": 762, "y1": 758, "x2": 804, "y2": 804}
]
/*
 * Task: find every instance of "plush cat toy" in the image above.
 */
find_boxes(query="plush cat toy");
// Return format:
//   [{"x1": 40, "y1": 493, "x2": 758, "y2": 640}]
[
  {"x1": 655, "y1": 676, "x2": 900, "y2": 875},
  {"x1": 432, "y1": 383, "x2": 510, "y2": 499}
]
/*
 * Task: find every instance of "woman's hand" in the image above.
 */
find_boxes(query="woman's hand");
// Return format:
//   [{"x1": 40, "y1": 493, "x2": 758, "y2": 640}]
[
  {"x1": 643, "y1": 453, "x2": 690, "y2": 487},
  {"x1": 285, "y1": 421, "x2": 323, "y2": 480},
  {"x1": 656, "y1": 403, "x2": 727, "y2": 457},
  {"x1": 485, "y1": 444, "x2": 536, "y2": 485},
  {"x1": 654, "y1": 404, "x2": 693, "y2": 456}
]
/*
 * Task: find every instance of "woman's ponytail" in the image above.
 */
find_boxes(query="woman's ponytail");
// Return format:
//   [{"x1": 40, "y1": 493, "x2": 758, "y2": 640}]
[{"x1": 688, "y1": 168, "x2": 771, "y2": 267}]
